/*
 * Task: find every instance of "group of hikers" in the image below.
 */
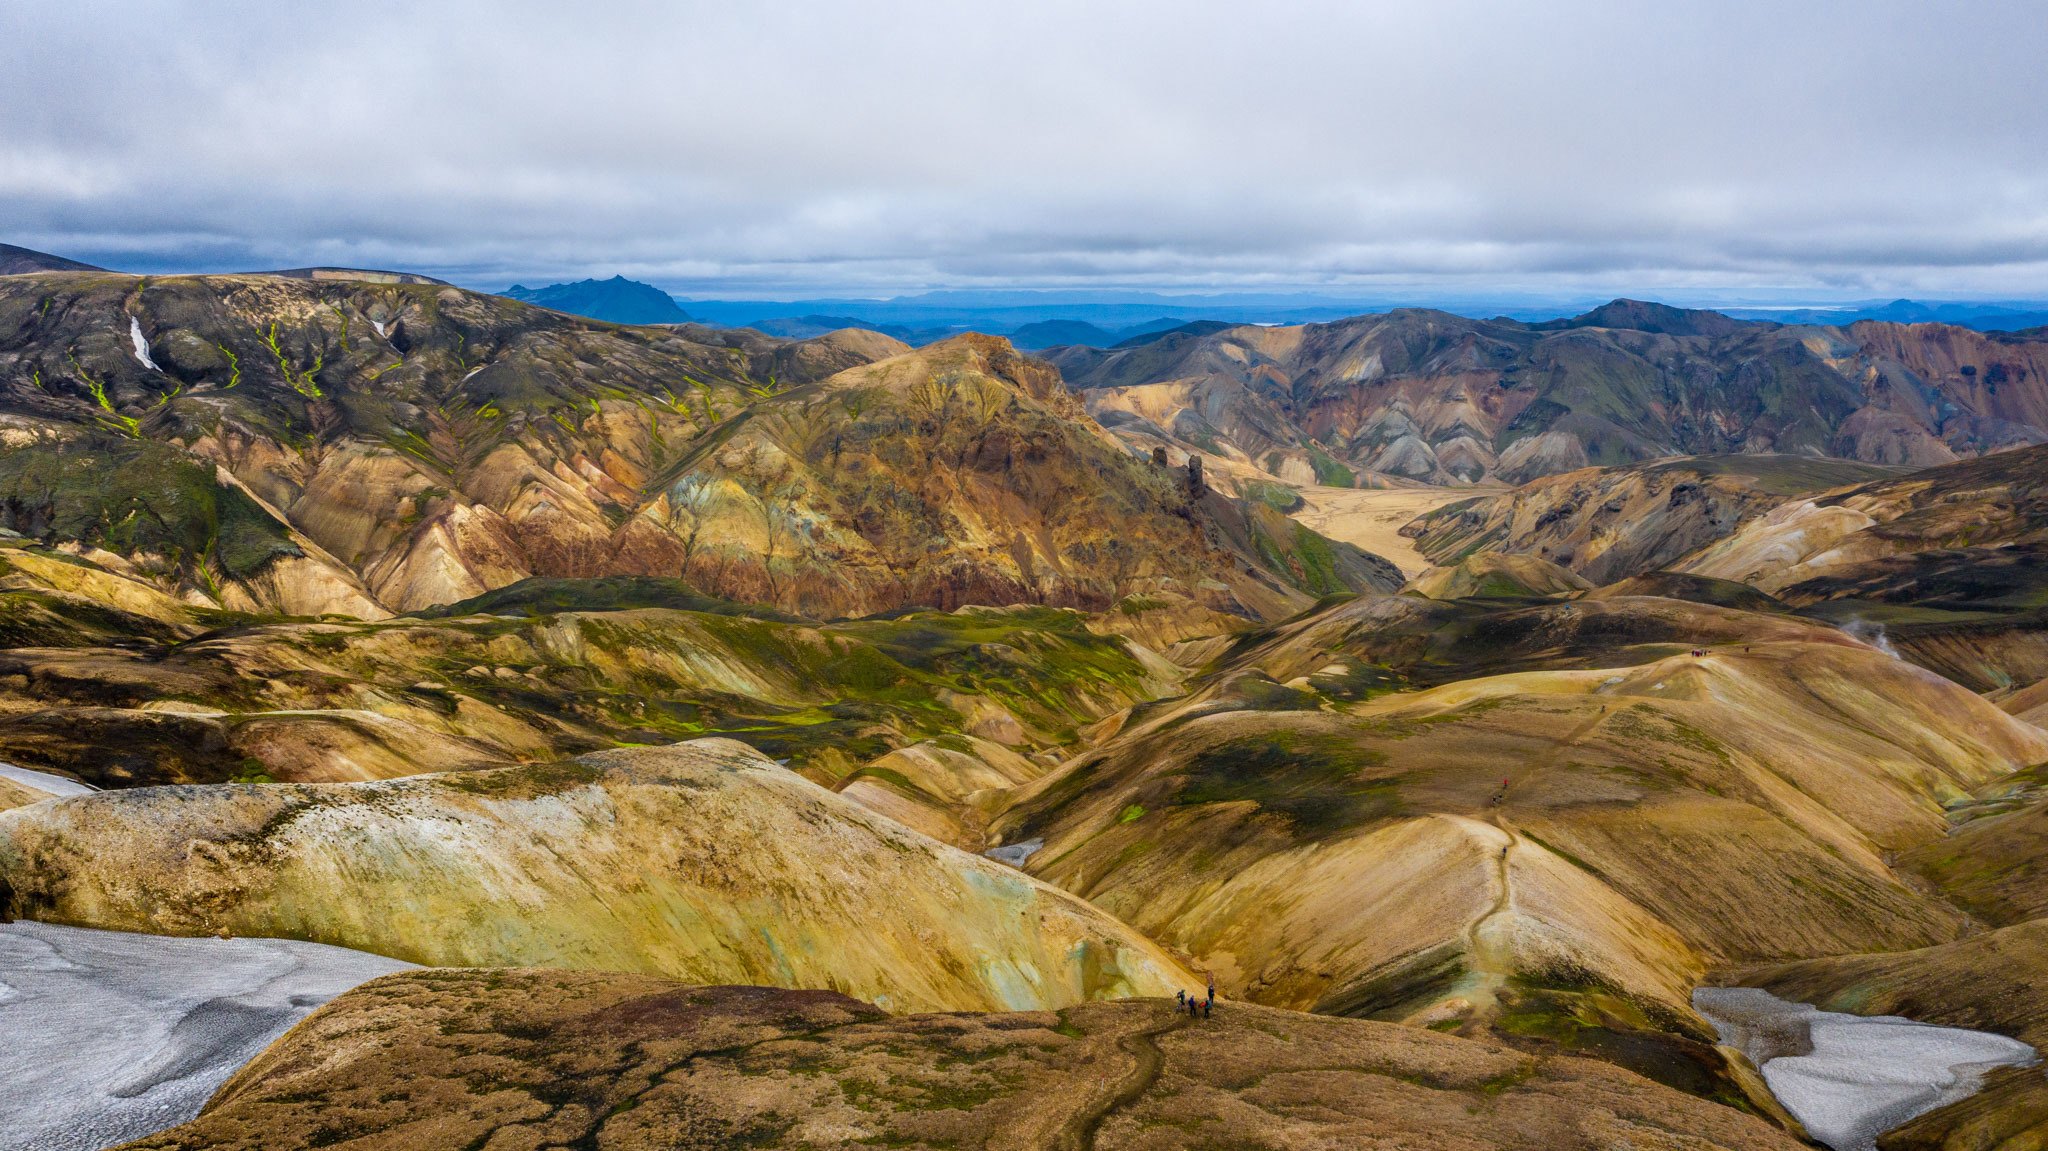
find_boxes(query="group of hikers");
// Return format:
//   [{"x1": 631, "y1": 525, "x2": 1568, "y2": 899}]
[{"x1": 1177, "y1": 980, "x2": 1216, "y2": 1018}]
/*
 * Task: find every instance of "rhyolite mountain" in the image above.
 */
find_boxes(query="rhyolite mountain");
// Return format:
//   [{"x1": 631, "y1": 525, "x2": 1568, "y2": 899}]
[
  {"x1": 1404, "y1": 454, "x2": 1904, "y2": 584},
  {"x1": 0, "y1": 273, "x2": 1386, "y2": 620},
  {"x1": 11, "y1": 265, "x2": 2048, "y2": 1151},
  {"x1": 1408, "y1": 443, "x2": 2048, "y2": 692},
  {"x1": 501, "y1": 274, "x2": 694, "y2": 324},
  {"x1": 1050, "y1": 301, "x2": 2048, "y2": 487}
]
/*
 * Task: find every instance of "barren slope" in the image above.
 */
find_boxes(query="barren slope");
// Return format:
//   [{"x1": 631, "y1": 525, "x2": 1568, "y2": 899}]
[
  {"x1": 118, "y1": 968, "x2": 1806, "y2": 1151},
  {"x1": 0, "y1": 739, "x2": 1194, "y2": 1014}
]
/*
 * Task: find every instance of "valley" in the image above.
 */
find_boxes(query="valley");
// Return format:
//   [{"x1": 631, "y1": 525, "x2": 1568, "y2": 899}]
[{"x1": 1, "y1": 261, "x2": 2046, "y2": 1151}]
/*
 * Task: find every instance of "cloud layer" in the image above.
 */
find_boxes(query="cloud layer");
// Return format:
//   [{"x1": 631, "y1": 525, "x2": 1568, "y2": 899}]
[{"x1": 5, "y1": 0, "x2": 2045, "y2": 298}]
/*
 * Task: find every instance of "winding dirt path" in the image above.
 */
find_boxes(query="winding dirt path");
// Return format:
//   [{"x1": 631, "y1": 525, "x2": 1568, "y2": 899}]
[{"x1": 1055, "y1": 1004, "x2": 1190, "y2": 1151}]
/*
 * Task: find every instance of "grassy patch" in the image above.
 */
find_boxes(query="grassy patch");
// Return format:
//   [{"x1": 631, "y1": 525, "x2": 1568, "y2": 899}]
[{"x1": 1173, "y1": 730, "x2": 1399, "y2": 838}]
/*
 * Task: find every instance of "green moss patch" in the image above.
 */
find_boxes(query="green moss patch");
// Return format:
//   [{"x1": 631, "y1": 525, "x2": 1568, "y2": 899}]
[{"x1": 1172, "y1": 730, "x2": 1399, "y2": 838}]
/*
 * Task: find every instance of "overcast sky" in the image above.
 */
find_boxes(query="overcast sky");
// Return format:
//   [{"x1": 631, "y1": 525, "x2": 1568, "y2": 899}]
[{"x1": 4, "y1": 0, "x2": 2045, "y2": 301}]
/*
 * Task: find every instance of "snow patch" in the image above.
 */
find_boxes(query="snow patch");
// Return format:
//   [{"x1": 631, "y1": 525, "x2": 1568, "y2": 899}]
[
  {"x1": 127, "y1": 317, "x2": 159, "y2": 372},
  {"x1": 370, "y1": 319, "x2": 387, "y2": 338},
  {"x1": 0, "y1": 921, "x2": 411, "y2": 1151},
  {"x1": 1696, "y1": 987, "x2": 2037, "y2": 1151},
  {"x1": 984, "y1": 839, "x2": 1044, "y2": 868},
  {"x1": 0, "y1": 762, "x2": 96, "y2": 798}
]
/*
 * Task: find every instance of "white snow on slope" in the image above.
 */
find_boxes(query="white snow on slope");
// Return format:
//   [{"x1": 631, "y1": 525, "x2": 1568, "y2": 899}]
[
  {"x1": 0, "y1": 762, "x2": 95, "y2": 798},
  {"x1": 0, "y1": 922, "x2": 412, "y2": 1151},
  {"x1": 128, "y1": 317, "x2": 159, "y2": 372},
  {"x1": 1696, "y1": 986, "x2": 2037, "y2": 1151}
]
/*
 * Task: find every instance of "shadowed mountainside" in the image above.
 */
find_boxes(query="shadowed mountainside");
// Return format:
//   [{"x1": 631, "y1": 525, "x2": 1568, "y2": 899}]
[{"x1": 0, "y1": 244, "x2": 110, "y2": 276}]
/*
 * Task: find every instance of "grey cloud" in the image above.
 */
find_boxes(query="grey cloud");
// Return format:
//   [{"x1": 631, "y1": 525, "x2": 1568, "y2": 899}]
[{"x1": 3, "y1": 0, "x2": 2045, "y2": 299}]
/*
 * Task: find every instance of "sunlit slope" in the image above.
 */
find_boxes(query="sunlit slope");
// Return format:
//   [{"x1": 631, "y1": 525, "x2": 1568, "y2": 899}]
[
  {"x1": 1900, "y1": 762, "x2": 2048, "y2": 927},
  {"x1": 0, "y1": 274, "x2": 901, "y2": 616},
  {"x1": 0, "y1": 738, "x2": 1194, "y2": 1014},
  {"x1": 121, "y1": 968, "x2": 1805, "y2": 1151},
  {"x1": 1403, "y1": 551, "x2": 1593, "y2": 599},
  {"x1": 642, "y1": 333, "x2": 1397, "y2": 620},
  {"x1": 993, "y1": 599, "x2": 2048, "y2": 1037}
]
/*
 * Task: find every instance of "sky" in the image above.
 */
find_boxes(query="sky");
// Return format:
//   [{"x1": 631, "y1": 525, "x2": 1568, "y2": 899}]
[{"x1": 4, "y1": 0, "x2": 2046, "y2": 303}]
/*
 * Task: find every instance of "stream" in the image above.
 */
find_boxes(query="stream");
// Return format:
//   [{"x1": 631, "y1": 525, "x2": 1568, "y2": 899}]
[
  {"x1": 0, "y1": 921, "x2": 412, "y2": 1151},
  {"x1": 1695, "y1": 986, "x2": 2037, "y2": 1151}
]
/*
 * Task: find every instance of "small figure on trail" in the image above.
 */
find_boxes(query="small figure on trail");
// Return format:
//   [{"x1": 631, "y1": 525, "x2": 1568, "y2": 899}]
[
  {"x1": 1207, "y1": 976, "x2": 1216, "y2": 1001},
  {"x1": 1189, "y1": 996, "x2": 1200, "y2": 1018},
  {"x1": 1177, "y1": 989, "x2": 1186, "y2": 1007},
  {"x1": 1203, "y1": 997, "x2": 1212, "y2": 1018}
]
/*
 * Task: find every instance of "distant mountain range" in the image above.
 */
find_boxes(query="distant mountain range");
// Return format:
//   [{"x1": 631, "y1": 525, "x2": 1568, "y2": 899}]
[
  {"x1": 500, "y1": 275, "x2": 694, "y2": 324},
  {"x1": 1050, "y1": 298, "x2": 2048, "y2": 486},
  {"x1": 1728, "y1": 298, "x2": 2048, "y2": 331}
]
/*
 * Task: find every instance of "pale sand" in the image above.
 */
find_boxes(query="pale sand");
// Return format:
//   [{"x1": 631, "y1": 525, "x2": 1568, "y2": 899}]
[{"x1": 1289, "y1": 485, "x2": 1496, "y2": 577}]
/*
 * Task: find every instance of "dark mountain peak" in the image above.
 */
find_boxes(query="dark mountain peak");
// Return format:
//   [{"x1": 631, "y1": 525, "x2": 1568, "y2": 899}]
[
  {"x1": 1538, "y1": 298, "x2": 1753, "y2": 338},
  {"x1": 1110, "y1": 319, "x2": 1237, "y2": 349},
  {"x1": 1007, "y1": 319, "x2": 1115, "y2": 350},
  {"x1": 502, "y1": 276, "x2": 692, "y2": 325},
  {"x1": 0, "y1": 244, "x2": 111, "y2": 276}
]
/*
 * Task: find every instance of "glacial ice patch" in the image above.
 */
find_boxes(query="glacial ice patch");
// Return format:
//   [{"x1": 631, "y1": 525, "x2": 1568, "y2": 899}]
[{"x1": 1696, "y1": 986, "x2": 2036, "y2": 1151}]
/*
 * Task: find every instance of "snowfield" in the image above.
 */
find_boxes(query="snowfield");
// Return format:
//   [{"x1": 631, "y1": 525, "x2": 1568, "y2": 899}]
[
  {"x1": 1696, "y1": 986, "x2": 2037, "y2": 1151},
  {"x1": 0, "y1": 922, "x2": 411, "y2": 1151}
]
